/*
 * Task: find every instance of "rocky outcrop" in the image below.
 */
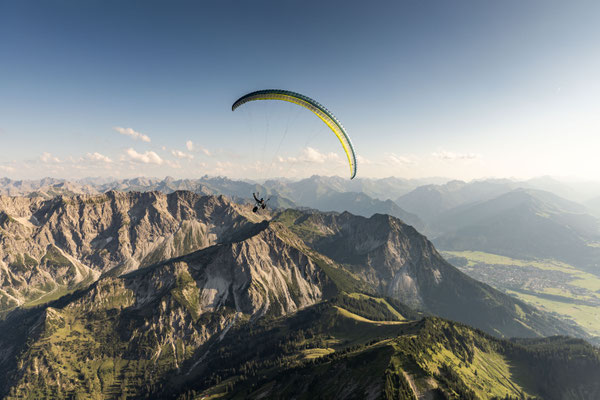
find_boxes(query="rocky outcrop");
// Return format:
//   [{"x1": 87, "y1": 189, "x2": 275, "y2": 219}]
[
  {"x1": 0, "y1": 192, "x2": 261, "y2": 312},
  {"x1": 279, "y1": 210, "x2": 588, "y2": 339},
  {"x1": 0, "y1": 221, "x2": 331, "y2": 398},
  {"x1": 0, "y1": 196, "x2": 594, "y2": 398}
]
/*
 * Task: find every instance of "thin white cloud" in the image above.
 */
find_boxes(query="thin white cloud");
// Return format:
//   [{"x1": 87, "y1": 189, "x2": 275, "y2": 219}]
[
  {"x1": 186, "y1": 140, "x2": 211, "y2": 156},
  {"x1": 356, "y1": 154, "x2": 372, "y2": 165},
  {"x1": 86, "y1": 152, "x2": 112, "y2": 163},
  {"x1": 432, "y1": 151, "x2": 480, "y2": 160},
  {"x1": 0, "y1": 165, "x2": 15, "y2": 172},
  {"x1": 216, "y1": 161, "x2": 233, "y2": 168},
  {"x1": 294, "y1": 147, "x2": 341, "y2": 164},
  {"x1": 303, "y1": 147, "x2": 332, "y2": 163},
  {"x1": 171, "y1": 149, "x2": 194, "y2": 160},
  {"x1": 125, "y1": 148, "x2": 163, "y2": 164},
  {"x1": 166, "y1": 160, "x2": 181, "y2": 169},
  {"x1": 114, "y1": 127, "x2": 151, "y2": 143},
  {"x1": 272, "y1": 147, "x2": 344, "y2": 173},
  {"x1": 214, "y1": 161, "x2": 234, "y2": 174},
  {"x1": 385, "y1": 153, "x2": 413, "y2": 166},
  {"x1": 40, "y1": 152, "x2": 61, "y2": 163}
]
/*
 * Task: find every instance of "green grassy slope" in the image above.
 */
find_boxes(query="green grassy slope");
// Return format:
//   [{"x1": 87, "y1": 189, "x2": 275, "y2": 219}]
[
  {"x1": 177, "y1": 297, "x2": 600, "y2": 400},
  {"x1": 2, "y1": 284, "x2": 599, "y2": 400}
]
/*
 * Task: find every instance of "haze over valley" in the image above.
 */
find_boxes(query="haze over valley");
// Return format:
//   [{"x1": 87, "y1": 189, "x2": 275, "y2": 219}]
[{"x1": 1, "y1": 182, "x2": 599, "y2": 398}]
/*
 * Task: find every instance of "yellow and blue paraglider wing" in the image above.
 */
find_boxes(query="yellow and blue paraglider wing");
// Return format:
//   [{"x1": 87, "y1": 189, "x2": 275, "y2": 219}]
[{"x1": 232, "y1": 89, "x2": 357, "y2": 179}]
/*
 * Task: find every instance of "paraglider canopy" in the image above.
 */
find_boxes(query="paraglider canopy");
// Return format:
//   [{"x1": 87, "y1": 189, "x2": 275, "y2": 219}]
[{"x1": 232, "y1": 89, "x2": 357, "y2": 179}]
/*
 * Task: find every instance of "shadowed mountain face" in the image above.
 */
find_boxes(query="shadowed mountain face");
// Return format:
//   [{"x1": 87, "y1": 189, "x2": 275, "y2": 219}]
[
  {"x1": 586, "y1": 195, "x2": 600, "y2": 218},
  {"x1": 395, "y1": 179, "x2": 519, "y2": 223},
  {"x1": 432, "y1": 188, "x2": 600, "y2": 273},
  {"x1": 0, "y1": 192, "x2": 595, "y2": 399},
  {"x1": 275, "y1": 209, "x2": 585, "y2": 339},
  {"x1": 0, "y1": 221, "x2": 335, "y2": 398},
  {"x1": 1, "y1": 277, "x2": 598, "y2": 399},
  {"x1": 395, "y1": 177, "x2": 600, "y2": 224},
  {"x1": 177, "y1": 307, "x2": 600, "y2": 400}
]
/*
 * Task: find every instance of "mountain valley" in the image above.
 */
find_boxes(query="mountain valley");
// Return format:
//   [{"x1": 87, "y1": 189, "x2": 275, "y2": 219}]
[{"x1": 0, "y1": 191, "x2": 598, "y2": 398}]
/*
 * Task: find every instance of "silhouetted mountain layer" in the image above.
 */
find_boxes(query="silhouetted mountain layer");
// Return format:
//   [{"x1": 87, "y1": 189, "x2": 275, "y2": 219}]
[
  {"x1": 433, "y1": 188, "x2": 600, "y2": 273},
  {"x1": 396, "y1": 179, "x2": 519, "y2": 224}
]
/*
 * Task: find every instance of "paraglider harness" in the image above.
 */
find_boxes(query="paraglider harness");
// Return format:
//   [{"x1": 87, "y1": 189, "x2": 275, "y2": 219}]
[{"x1": 252, "y1": 192, "x2": 270, "y2": 213}]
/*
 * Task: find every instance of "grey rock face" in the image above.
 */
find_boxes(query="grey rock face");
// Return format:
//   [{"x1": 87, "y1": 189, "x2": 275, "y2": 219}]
[
  {"x1": 282, "y1": 210, "x2": 587, "y2": 339},
  {"x1": 0, "y1": 191, "x2": 261, "y2": 312},
  {"x1": 0, "y1": 220, "x2": 330, "y2": 397}
]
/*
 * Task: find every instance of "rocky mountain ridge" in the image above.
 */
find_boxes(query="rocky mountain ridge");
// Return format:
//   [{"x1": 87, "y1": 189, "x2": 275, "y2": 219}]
[
  {"x1": 0, "y1": 191, "x2": 261, "y2": 312},
  {"x1": 0, "y1": 191, "x2": 596, "y2": 398},
  {"x1": 0, "y1": 192, "x2": 587, "y2": 339},
  {"x1": 0, "y1": 219, "x2": 335, "y2": 398},
  {"x1": 0, "y1": 176, "x2": 426, "y2": 231},
  {"x1": 0, "y1": 176, "x2": 434, "y2": 200},
  {"x1": 432, "y1": 188, "x2": 600, "y2": 273},
  {"x1": 276, "y1": 209, "x2": 586, "y2": 339}
]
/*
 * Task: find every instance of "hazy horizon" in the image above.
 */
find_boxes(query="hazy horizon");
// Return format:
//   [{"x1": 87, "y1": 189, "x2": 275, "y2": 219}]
[{"x1": 2, "y1": 172, "x2": 600, "y2": 186}]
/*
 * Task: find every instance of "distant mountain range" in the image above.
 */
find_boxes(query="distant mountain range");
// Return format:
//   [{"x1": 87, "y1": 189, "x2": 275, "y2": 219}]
[
  {"x1": 396, "y1": 176, "x2": 600, "y2": 223},
  {"x1": 0, "y1": 191, "x2": 596, "y2": 399},
  {"x1": 0, "y1": 175, "x2": 427, "y2": 229},
  {"x1": 586, "y1": 195, "x2": 600, "y2": 218},
  {"x1": 3, "y1": 175, "x2": 600, "y2": 276},
  {"x1": 2, "y1": 177, "x2": 600, "y2": 281},
  {"x1": 396, "y1": 179, "x2": 518, "y2": 224},
  {"x1": 0, "y1": 192, "x2": 579, "y2": 337},
  {"x1": 0, "y1": 175, "x2": 432, "y2": 200},
  {"x1": 431, "y1": 188, "x2": 600, "y2": 273}
]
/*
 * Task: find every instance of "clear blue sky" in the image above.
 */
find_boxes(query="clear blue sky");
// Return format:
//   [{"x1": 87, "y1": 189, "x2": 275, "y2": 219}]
[{"x1": 1, "y1": 0, "x2": 599, "y2": 180}]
